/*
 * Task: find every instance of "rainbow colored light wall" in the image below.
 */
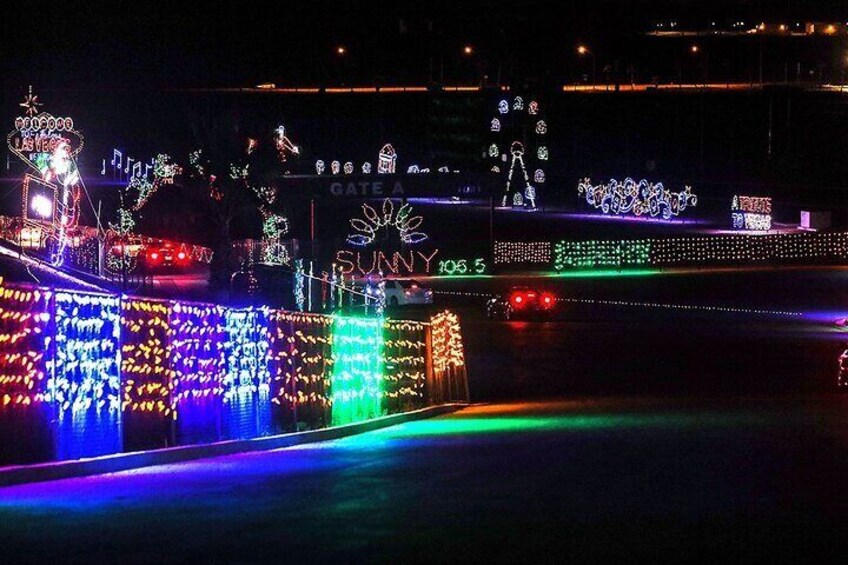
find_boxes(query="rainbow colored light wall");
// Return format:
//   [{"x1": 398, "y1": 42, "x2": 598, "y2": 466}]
[{"x1": 0, "y1": 283, "x2": 468, "y2": 467}]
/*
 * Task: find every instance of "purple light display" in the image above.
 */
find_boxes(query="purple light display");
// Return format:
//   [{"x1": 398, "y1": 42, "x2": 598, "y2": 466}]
[
  {"x1": 168, "y1": 302, "x2": 226, "y2": 445},
  {"x1": 52, "y1": 290, "x2": 122, "y2": 461}
]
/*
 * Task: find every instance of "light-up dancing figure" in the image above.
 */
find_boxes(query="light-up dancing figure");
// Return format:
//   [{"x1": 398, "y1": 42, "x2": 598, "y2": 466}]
[
  {"x1": 274, "y1": 125, "x2": 300, "y2": 173},
  {"x1": 41, "y1": 140, "x2": 82, "y2": 266},
  {"x1": 503, "y1": 141, "x2": 536, "y2": 208}
]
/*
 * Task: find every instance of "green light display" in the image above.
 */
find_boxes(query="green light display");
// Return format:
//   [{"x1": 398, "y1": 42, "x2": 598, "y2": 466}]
[
  {"x1": 553, "y1": 240, "x2": 652, "y2": 271},
  {"x1": 543, "y1": 269, "x2": 660, "y2": 278},
  {"x1": 437, "y1": 257, "x2": 487, "y2": 276},
  {"x1": 330, "y1": 316, "x2": 386, "y2": 426}
]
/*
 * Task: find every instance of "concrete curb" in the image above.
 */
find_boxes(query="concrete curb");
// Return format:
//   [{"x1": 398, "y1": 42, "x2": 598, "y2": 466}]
[{"x1": 0, "y1": 404, "x2": 467, "y2": 488}]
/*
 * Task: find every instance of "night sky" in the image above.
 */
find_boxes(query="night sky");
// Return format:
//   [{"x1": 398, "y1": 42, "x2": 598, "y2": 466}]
[{"x1": 3, "y1": 1, "x2": 846, "y2": 90}]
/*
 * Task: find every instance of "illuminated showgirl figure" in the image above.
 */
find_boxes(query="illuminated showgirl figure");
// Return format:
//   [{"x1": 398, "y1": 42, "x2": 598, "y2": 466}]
[
  {"x1": 8, "y1": 87, "x2": 88, "y2": 268},
  {"x1": 42, "y1": 140, "x2": 82, "y2": 266}
]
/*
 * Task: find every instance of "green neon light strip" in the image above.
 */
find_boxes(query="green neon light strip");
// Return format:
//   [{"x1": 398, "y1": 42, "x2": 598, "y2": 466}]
[
  {"x1": 543, "y1": 269, "x2": 661, "y2": 278},
  {"x1": 330, "y1": 316, "x2": 386, "y2": 426},
  {"x1": 428, "y1": 270, "x2": 660, "y2": 280}
]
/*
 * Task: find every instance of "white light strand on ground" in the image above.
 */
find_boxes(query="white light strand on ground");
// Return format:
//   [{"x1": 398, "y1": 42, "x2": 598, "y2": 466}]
[{"x1": 432, "y1": 290, "x2": 803, "y2": 317}]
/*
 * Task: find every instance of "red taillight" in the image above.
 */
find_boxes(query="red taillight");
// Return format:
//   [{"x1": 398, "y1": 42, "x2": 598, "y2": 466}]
[
  {"x1": 541, "y1": 293, "x2": 556, "y2": 308},
  {"x1": 511, "y1": 293, "x2": 525, "y2": 307},
  {"x1": 177, "y1": 251, "x2": 187, "y2": 261},
  {"x1": 149, "y1": 252, "x2": 160, "y2": 262}
]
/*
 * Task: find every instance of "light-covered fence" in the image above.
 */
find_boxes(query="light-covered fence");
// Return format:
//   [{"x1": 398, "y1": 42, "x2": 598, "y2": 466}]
[{"x1": 0, "y1": 283, "x2": 468, "y2": 466}]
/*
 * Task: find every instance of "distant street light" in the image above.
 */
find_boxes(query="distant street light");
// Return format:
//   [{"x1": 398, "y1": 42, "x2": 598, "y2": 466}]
[
  {"x1": 463, "y1": 45, "x2": 473, "y2": 55},
  {"x1": 690, "y1": 44, "x2": 709, "y2": 85},
  {"x1": 577, "y1": 45, "x2": 596, "y2": 85},
  {"x1": 336, "y1": 46, "x2": 346, "y2": 56}
]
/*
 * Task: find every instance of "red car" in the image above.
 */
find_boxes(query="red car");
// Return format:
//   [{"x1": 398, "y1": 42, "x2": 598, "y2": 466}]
[
  {"x1": 145, "y1": 243, "x2": 189, "y2": 268},
  {"x1": 486, "y1": 286, "x2": 557, "y2": 320}
]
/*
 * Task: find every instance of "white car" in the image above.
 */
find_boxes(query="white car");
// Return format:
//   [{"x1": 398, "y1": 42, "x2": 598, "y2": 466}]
[{"x1": 384, "y1": 279, "x2": 433, "y2": 306}]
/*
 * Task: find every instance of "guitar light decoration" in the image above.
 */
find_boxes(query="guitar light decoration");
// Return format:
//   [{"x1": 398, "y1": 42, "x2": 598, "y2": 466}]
[
  {"x1": 346, "y1": 198, "x2": 428, "y2": 246},
  {"x1": 489, "y1": 96, "x2": 547, "y2": 208},
  {"x1": 316, "y1": 160, "x2": 326, "y2": 175},
  {"x1": 578, "y1": 177, "x2": 697, "y2": 220},
  {"x1": 732, "y1": 195, "x2": 772, "y2": 231}
]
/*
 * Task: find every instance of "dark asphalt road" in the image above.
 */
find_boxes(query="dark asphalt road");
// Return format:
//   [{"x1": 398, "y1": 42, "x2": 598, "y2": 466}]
[
  {"x1": 1, "y1": 397, "x2": 847, "y2": 562},
  {"x1": 2, "y1": 268, "x2": 848, "y2": 562}
]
